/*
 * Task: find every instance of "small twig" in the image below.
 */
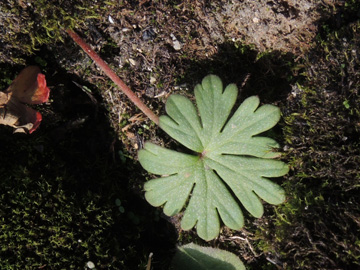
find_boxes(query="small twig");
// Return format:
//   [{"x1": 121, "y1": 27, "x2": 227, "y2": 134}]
[
  {"x1": 146, "y1": 252, "x2": 153, "y2": 270},
  {"x1": 245, "y1": 237, "x2": 260, "y2": 257},
  {"x1": 228, "y1": 236, "x2": 246, "y2": 241},
  {"x1": 66, "y1": 29, "x2": 159, "y2": 125}
]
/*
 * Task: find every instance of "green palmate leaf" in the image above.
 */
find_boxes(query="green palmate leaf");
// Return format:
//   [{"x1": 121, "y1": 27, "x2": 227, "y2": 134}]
[
  {"x1": 171, "y1": 242, "x2": 245, "y2": 270},
  {"x1": 139, "y1": 75, "x2": 289, "y2": 241}
]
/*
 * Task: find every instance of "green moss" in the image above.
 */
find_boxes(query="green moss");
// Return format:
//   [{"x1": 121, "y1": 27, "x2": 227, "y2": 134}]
[
  {"x1": 0, "y1": 0, "x2": 119, "y2": 64},
  {"x1": 258, "y1": 20, "x2": 360, "y2": 269},
  {"x1": 1, "y1": 177, "x2": 115, "y2": 269},
  {"x1": 0, "y1": 86, "x2": 176, "y2": 269}
]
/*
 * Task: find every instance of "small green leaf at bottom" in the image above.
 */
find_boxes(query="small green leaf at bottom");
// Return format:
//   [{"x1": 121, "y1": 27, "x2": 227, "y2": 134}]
[{"x1": 171, "y1": 243, "x2": 246, "y2": 270}]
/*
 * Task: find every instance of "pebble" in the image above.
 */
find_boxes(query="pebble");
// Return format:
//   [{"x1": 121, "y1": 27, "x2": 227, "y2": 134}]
[
  {"x1": 150, "y1": 76, "x2": 156, "y2": 84},
  {"x1": 143, "y1": 28, "x2": 156, "y2": 41},
  {"x1": 128, "y1": 58, "x2": 137, "y2": 66},
  {"x1": 170, "y1": 33, "x2": 182, "y2": 50}
]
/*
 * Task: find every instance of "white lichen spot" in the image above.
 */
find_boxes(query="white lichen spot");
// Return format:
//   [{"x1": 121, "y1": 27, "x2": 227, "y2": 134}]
[
  {"x1": 108, "y1": 15, "x2": 114, "y2": 24},
  {"x1": 86, "y1": 261, "x2": 96, "y2": 269}
]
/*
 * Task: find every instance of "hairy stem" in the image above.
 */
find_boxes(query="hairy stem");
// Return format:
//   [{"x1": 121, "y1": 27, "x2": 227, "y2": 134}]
[{"x1": 66, "y1": 29, "x2": 159, "y2": 125}]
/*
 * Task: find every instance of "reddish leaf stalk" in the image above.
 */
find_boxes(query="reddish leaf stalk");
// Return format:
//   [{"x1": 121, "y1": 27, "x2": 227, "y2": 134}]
[{"x1": 66, "y1": 29, "x2": 159, "y2": 125}]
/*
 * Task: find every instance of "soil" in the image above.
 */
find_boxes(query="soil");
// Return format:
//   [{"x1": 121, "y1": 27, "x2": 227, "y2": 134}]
[{"x1": 1, "y1": 0, "x2": 360, "y2": 269}]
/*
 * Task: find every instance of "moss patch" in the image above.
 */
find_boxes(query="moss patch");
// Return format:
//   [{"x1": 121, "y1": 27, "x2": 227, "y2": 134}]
[{"x1": 263, "y1": 20, "x2": 360, "y2": 270}]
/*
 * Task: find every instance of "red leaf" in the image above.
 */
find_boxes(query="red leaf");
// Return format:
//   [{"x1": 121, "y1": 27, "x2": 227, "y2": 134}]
[
  {"x1": 0, "y1": 66, "x2": 50, "y2": 134},
  {"x1": 28, "y1": 111, "x2": 42, "y2": 134},
  {"x1": 33, "y1": 73, "x2": 50, "y2": 104},
  {"x1": 7, "y1": 66, "x2": 50, "y2": 104}
]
